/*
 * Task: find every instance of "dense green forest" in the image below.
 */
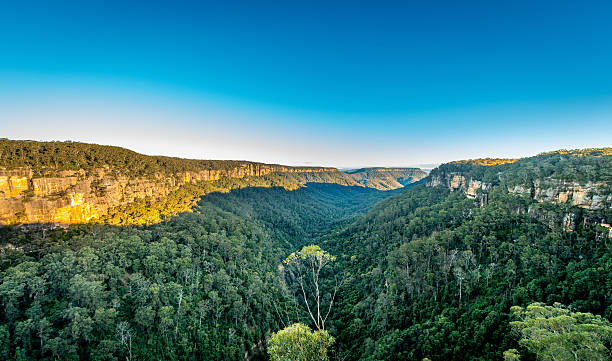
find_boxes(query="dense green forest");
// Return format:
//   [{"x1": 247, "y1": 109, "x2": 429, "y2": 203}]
[
  {"x1": 0, "y1": 149, "x2": 611, "y2": 360},
  {"x1": 319, "y1": 149, "x2": 611, "y2": 360},
  {"x1": 321, "y1": 185, "x2": 610, "y2": 360}
]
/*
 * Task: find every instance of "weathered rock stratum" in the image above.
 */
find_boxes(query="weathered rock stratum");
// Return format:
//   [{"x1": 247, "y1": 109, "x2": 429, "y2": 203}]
[
  {"x1": 427, "y1": 150, "x2": 612, "y2": 210},
  {"x1": 0, "y1": 165, "x2": 336, "y2": 225}
]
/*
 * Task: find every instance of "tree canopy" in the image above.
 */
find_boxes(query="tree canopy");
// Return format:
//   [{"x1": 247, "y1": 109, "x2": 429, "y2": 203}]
[
  {"x1": 267, "y1": 323, "x2": 334, "y2": 361},
  {"x1": 509, "y1": 302, "x2": 612, "y2": 361},
  {"x1": 281, "y1": 245, "x2": 338, "y2": 330}
]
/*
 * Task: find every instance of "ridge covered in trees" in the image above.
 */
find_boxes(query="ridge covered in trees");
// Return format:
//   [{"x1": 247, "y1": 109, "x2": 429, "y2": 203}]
[
  {"x1": 0, "y1": 139, "x2": 331, "y2": 176},
  {"x1": 319, "y1": 149, "x2": 611, "y2": 360},
  {"x1": 433, "y1": 147, "x2": 612, "y2": 185}
]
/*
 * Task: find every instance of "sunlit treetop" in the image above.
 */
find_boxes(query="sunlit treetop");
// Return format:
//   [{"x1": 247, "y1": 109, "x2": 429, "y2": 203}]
[
  {"x1": 282, "y1": 245, "x2": 336, "y2": 266},
  {"x1": 449, "y1": 158, "x2": 519, "y2": 167}
]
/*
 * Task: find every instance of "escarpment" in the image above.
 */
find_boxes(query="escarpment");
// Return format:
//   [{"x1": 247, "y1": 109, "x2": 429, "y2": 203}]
[
  {"x1": 427, "y1": 170, "x2": 611, "y2": 210},
  {"x1": 426, "y1": 149, "x2": 612, "y2": 237},
  {"x1": 427, "y1": 149, "x2": 612, "y2": 210},
  {"x1": 0, "y1": 140, "x2": 425, "y2": 225},
  {"x1": 0, "y1": 164, "x2": 345, "y2": 225}
]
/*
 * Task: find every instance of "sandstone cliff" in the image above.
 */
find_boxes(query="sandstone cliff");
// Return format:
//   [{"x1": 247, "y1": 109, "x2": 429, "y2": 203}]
[
  {"x1": 0, "y1": 140, "x2": 425, "y2": 225},
  {"x1": 0, "y1": 164, "x2": 344, "y2": 225},
  {"x1": 426, "y1": 149, "x2": 612, "y2": 237},
  {"x1": 427, "y1": 149, "x2": 612, "y2": 210},
  {"x1": 427, "y1": 172, "x2": 611, "y2": 210}
]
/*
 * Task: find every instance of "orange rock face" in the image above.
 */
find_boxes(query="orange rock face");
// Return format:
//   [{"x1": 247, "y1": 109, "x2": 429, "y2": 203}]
[
  {"x1": 0, "y1": 176, "x2": 30, "y2": 197},
  {"x1": 0, "y1": 162, "x2": 427, "y2": 225},
  {"x1": 0, "y1": 164, "x2": 339, "y2": 225}
]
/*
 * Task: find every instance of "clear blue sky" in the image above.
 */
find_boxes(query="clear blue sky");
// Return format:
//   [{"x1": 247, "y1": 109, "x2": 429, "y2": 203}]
[{"x1": 1, "y1": 0, "x2": 611, "y2": 167}]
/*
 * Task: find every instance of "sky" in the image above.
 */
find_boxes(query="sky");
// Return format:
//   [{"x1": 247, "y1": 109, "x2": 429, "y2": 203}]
[{"x1": 1, "y1": 0, "x2": 611, "y2": 168}]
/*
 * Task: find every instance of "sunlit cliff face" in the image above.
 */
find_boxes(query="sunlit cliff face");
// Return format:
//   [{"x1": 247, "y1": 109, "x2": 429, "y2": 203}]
[{"x1": 0, "y1": 161, "x2": 425, "y2": 226}]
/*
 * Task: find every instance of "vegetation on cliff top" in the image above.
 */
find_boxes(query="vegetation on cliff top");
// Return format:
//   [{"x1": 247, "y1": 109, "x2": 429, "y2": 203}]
[
  {"x1": 449, "y1": 158, "x2": 518, "y2": 166},
  {"x1": 0, "y1": 139, "x2": 331, "y2": 177},
  {"x1": 432, "y1": 147, "x2": 612, "y2": 185}
]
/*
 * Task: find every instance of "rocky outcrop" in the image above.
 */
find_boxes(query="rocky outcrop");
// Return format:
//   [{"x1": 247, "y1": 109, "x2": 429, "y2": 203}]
[
  {"x1": 428, "y1": 172, "x2": 611, "y2": 210},
  {"x1": 428, "y1": 173, "x2": 490, "y2": 196},
  {"x1": 428, "y1": 148, "x2": 612, "y2": 212},
  {"x1": 428, "y1": 169, "x2": 611, "y2": 238},
  {"x1": 0, "y1": 169, "x2": 31, "y2": 198},
  {"x1": 598, "y1": 222, "x2": 612, "y2": 238},
  {"x1": 530, "y1": 208, "x2": 612, "y2": 238},
  {"x1": 508, "y1": 179, "x2": 611, "y2": 210}
]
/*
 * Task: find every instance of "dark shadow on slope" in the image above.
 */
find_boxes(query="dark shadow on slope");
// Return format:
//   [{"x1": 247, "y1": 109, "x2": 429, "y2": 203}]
[{"x1": 195, "y1": 182, "x2": 410, "y2": 249}]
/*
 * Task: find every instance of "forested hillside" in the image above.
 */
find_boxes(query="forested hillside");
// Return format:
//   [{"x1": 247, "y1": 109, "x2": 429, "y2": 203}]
[
  {"x1": 0, "y1": 183, "x2": 396, "y2": 360},
  {"x1": 0, "y1": 148, "x2": 610, "y2": 361},
  {"x1": 0, "y1": 139, "x2": 332, "y2": 176},
  {"x1": 343, "y1": 168, "x2": 427, "y2": 190},
  {"x1": 321, "y1": 149, "x2": 611, "y2": 360},
  {"x1": 322, "y1": 185, "x2": 610, "y2": 360}
]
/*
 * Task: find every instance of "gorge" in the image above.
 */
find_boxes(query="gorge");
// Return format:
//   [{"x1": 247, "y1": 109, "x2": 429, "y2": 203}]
[{"x1": 0, "y1": 141, "x2": 610, "y2": 361}]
